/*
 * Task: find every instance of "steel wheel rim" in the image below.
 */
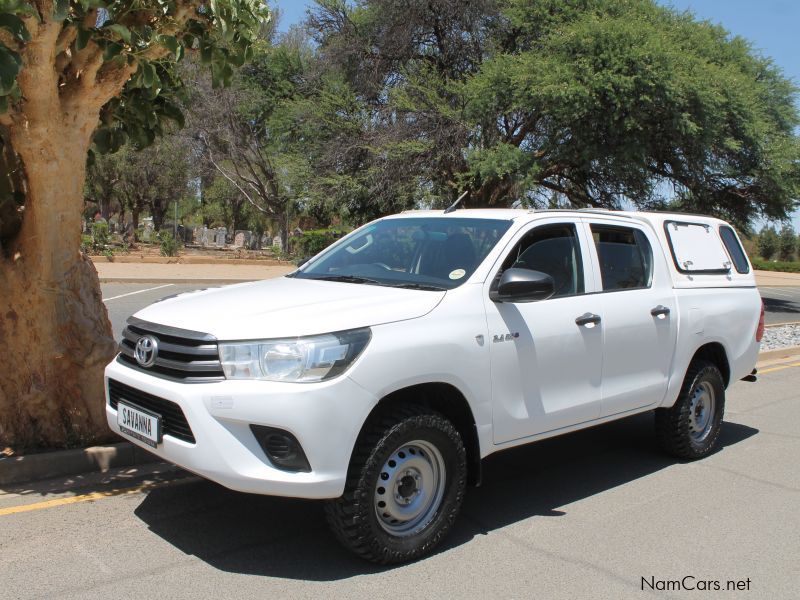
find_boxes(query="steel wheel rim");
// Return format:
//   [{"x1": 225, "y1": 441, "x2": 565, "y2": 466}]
[
  {"x1": 374, "y1": 440, "x2": 446, "y2": 537},
  {"x1": 688, "y1": 381, "x2": 716, "y2": 442}
]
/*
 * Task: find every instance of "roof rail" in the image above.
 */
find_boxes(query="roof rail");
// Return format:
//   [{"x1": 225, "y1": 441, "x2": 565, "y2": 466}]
[{"x1": 576, "y1": 208, "x2": 633, "y2": 219}]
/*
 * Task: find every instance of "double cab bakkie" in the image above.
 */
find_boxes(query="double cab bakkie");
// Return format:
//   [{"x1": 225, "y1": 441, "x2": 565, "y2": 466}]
[{"x1": 105, "y1": 208, "x2": 762, "y2": 563}]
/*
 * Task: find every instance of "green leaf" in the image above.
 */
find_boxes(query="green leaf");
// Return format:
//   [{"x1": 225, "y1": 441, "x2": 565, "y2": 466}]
[
  {"x1": 53, "y1": 0, "x2": 70, "y2": 21},
  {"x1": 92, "y1": 127, "x2": 113, "y2": 154},
  {"x1": 0, "y1": 45, "x2": 21, "y2": 96},
  {"x1": 103, "y1": 42, "x2": 123, "y2": 61},
  {"x1": 105, "y1": 24, "x2": 132, "y2": 45},
  {"x1": 0, "y1": 14, "x2": 30, "y2": 42},
  {"x1": 158, "y1": 34, "x2": 179, "y2": 57},
  {"x1": 76, "y1": 26, "x2": 92, "y2": 50},
  {"x1": 141, "y1": 62, "x2": 155, "y2": 87},
  {"x1": 0, "y1": 94, "x2": 7, "y2": 114}
]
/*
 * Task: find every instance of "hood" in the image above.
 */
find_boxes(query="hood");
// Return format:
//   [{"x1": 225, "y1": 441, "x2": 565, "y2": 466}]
[{"x1": 132, "y1": 276, "x2": 445, "y2": 340}]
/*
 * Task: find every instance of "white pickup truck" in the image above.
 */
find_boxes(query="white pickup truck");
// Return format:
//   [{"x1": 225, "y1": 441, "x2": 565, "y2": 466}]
[{"x1": 105, "y1": 209, "x2": 763, "y2": 563}]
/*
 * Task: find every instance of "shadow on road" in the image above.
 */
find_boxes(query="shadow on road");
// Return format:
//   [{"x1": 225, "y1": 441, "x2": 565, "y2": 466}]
[
  {"x1": 133, "y1": 413, "x2": 757, "y2": 580},
  {"x1": 762, "y1": 295, "x2": 800, "y2": 315}
]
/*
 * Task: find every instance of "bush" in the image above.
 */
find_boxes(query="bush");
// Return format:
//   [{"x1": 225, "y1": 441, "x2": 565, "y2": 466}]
[
  {"x1": 758, "y1": 227, "x2": 778, "y2": 260},
  {"x1": 292, "y1": 229, "x2": 346, "y2": 258},
  {"x1": 779, "y1": 225, "x2": 796, "y2": 261},
  {"x1": 158, "y1": 230, "x2": 181, "y2": 257},
  {"x1": 751, "y1": 258, "x2": 800, "y2": 273},
  {"x1": 91, "y1": 221, "x2": 110, "y2": 248}
]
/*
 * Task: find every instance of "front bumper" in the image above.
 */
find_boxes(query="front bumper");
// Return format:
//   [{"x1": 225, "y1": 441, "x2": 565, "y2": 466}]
[{"x1": 104, "y1": 359, "x2": 377, "y2": 499}]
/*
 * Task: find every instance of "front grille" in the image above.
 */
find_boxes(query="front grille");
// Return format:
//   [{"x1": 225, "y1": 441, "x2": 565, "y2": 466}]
[
  {"x1": 118, "y1": 317, "x2": 225, "y2": 382},
  {"x1": 108, "y1": 379, "x2": 196, "y2": 444}
]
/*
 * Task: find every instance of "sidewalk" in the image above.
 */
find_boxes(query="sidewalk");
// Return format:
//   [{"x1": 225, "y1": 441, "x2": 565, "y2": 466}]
[
  {"x1": 94, "y1": 261, "x2": 295, "y2": 283},
  {"x1": 754, "y1": 269, "x2": 800, "y2": 287}
]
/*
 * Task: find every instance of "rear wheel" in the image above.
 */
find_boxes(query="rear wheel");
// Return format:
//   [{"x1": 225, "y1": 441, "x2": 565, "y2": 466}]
[
  {"x1": 325, "y1": 406, "x2": 467, "y2": 564},
  {"x1": 656, "y1": 360, "x2": 725, "y2": 459}
]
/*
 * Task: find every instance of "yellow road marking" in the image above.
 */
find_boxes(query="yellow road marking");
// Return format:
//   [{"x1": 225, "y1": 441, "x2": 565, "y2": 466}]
[
  {"x1": 757, "y1": 361, "x2": 800, "y2": 375},
  {"x1": 0, "y1": 478, "x2": 185, "y2": 517}
]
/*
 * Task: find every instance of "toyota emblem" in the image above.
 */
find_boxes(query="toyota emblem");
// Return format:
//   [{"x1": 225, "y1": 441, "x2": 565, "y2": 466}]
[{"x1": 134, "y1": 335, "x2": 159, "y2": 368}]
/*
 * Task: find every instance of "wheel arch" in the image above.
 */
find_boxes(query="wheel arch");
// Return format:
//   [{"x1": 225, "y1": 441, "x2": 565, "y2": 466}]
[
  {"x1": 689, "y1": 341, "x2": 731, "y2": 386},
  {"x1": 359, "y1": 382, "x2": 482, "y2": 486}
]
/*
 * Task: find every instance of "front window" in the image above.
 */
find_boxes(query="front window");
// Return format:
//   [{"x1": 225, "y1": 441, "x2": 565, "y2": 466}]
[{"x1": 293, "y1": 217, "x2": 512, "y2": 290}]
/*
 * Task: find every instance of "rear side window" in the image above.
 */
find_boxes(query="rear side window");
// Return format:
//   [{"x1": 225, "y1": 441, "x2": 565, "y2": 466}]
[
  {"x1": 591, "y1": 225, "x2": 653, "y2": 291},
  {"x1": 664, "y1": 221, "x2": 731, "y2": 273},
  {"x1": 719, "y1": 226, "x2": 750, "y2": 274}
]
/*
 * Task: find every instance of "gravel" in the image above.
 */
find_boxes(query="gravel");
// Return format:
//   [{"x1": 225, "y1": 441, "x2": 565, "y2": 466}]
[{"x1": 760, "y1": 323, "x2": 800, "y2": 351}]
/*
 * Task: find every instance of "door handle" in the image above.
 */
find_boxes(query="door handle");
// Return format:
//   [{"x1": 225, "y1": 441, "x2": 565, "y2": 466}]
[
  {"x1": 575, "y1": 313, "x2": 601, "y2": 327},
  {"x1": 651, "y1": 305, "x2": 671, "y2": 318}
]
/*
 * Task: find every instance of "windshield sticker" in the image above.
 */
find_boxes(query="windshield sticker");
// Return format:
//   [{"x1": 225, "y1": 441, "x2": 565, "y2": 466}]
[{"x1": 449, "y1": 269, "x2": 466, "y2": 280}]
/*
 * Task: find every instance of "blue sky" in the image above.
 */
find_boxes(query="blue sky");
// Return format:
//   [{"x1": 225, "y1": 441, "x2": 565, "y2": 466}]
[{"x1": 272, "y1": 0, "x2": 799, "y2": 228}]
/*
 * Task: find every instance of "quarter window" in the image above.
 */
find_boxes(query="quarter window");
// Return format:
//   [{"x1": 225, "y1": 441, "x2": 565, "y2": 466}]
[
  {"x1": 719, "y1": 226, "x2": 750, "y2": 274},
  {"x1": 591, "y1": 225, "x2": 653, "y2": 291}
]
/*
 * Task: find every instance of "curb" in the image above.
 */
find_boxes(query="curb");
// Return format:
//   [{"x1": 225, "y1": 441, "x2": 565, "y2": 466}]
[
  {"x1": 91, "y1": 256, "x2": 293, "y2": 266},
  {"x1": 756, "y1": 346, "x2": 800, "y2": 364},
  {"x1": 99, "y1": 278, "x2": 258, "y2": 284},
  {"x1": 0, "y1": 442, "x2": 159, "y2": 486}
]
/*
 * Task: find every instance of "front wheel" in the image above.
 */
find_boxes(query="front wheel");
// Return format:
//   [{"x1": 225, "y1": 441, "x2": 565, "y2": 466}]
[
  {"x1": 325, "y1": 406, "x2": 467, "y2": 564},
  {"x1": 655, "y1": 360, "x2": 725, "y2": 459}
]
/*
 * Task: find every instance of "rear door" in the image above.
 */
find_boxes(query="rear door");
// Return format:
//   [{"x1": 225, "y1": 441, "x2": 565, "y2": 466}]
[
  {"x1": 485, "y1": 218, "x2": 603, "y2": 444},
  {"x1": 582, "y1": 219, "x2": 678, "y2": 417}
]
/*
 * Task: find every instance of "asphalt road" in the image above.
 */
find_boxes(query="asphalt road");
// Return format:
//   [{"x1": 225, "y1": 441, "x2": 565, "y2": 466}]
[
  {"x1": 102, "y1": 282, "x2": 800, "y2": 336},
  {"x1": 102, "y1": 283, "x2": 220, "y2": 341},
  {"x1": 1, "y1": 362, "x2": 798, "y2": 599},
  {"x1": 759, "y1": 286, "x2": 800, "y2": 324}
]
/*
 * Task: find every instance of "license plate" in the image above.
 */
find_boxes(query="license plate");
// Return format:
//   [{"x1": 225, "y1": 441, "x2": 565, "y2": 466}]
[{"x1": 117, "y1": 402, "x2": 162, "y2": 448}]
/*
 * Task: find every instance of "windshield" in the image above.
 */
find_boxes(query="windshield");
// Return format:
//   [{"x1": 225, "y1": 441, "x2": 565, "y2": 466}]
[{"x1": 292, "y1": 217, "x2": 512, "y2": 290}]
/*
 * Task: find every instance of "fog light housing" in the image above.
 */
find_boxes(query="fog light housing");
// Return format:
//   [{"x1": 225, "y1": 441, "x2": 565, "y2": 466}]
[{"x1": 250, "y1": 425, "x2": 311, "y2": 473}]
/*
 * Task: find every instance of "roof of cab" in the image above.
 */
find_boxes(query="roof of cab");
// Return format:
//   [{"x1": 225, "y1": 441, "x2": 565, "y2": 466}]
[{"x1": 391, "y1": 208, "x2": 729, "y2": 228}]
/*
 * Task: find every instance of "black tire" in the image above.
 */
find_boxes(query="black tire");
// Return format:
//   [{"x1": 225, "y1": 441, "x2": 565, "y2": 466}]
[
  {"x1": 325, "y1": 405, "x2": 467, "y2": 564},
  {"x1": 655, "y1": 360, "x2": 725, "y2": 459}
]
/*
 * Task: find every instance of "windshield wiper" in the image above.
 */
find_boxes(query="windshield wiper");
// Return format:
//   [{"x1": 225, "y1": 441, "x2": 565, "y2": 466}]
[
  {"x1": 386, "y1": 282, "x2": 448, "y2": 291},
  {"x1": 311, "y1": 274, "x2": 384, "y2": 285}
]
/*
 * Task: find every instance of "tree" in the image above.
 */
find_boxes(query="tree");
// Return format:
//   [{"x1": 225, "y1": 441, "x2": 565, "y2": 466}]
[
  {"x1": 185, "y1": 39, "x2": 315, "y2": 251},
  {"x1": 758, "y1": 226, "x2": 778, "y2": 260},
  {"x1": 310, "y1": 0, "x2": 800, "y2": 227},
  {"x1": 779, "y1": 224, "x2": 796, "y2": 262},
  {"x1": 0, "y1": 1, "x2": 268, "y2": 449}
]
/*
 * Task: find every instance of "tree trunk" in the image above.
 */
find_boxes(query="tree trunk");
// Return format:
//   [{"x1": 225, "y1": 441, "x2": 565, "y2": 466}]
[
  {"x1": 129, "y1": 204, "x2": 141, "y2": 244},
  {"x1": 0, "y1": 121, "x2": 117, "y2": 450}
]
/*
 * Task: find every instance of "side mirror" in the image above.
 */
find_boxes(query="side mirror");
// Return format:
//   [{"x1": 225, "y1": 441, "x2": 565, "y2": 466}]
[{"x1": 491, "y1": 268, "x2": 555, "y2": 303}]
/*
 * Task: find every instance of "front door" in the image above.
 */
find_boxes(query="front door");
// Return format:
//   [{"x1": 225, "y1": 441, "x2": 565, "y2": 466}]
[{"x1": 485, "y1": 219, "x2": 603, "y2": 444}]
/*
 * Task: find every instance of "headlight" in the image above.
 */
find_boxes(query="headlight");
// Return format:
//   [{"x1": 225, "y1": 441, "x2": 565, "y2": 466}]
[{"x1": 218, "y1": 328, "x2": 371, "y2": 382}]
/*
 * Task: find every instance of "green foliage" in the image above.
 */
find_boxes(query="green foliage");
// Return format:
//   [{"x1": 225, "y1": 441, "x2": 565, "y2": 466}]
[
  {"x1": 758, "y1": 226, "x2": 779, "y2": 260},
  {"x1": 157, "y1": 229, "x2": 180, "y2": 257},
  {"x1": 91, "y1": 220, "x2": 109, "y2": 248},
  {"x1": 750, "y1": 258, "x2": 800, "y2": 273},
  {"x1": 291, "y1": 228, "x2": 346, "y2": 258},
  {"x1": 0, "y1": 0, "x2": 269, "y2": 156},
  {"x1": 306, "y1": 0, "x2": 800, "y2": 229},
  {"x1": 779, "y1": 225, "x2": 797, "y2": 261}
]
